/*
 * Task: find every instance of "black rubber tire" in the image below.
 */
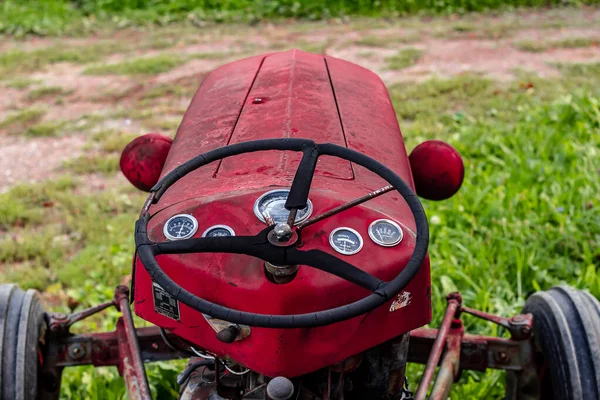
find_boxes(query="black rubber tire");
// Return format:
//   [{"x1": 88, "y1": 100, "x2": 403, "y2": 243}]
[
  {"x1": 523, "y1": 285, "x2": 600, "y2": 400},
  {"x1": 0, "y1": 284, "x2": 46, "y2": 400}
]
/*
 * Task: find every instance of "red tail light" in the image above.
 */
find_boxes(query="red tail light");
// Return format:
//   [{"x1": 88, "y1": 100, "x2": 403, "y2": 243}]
[
  {"x1": 119, "y1": 133, "x2": 172, "y2": 192},
  {"x1": 409, "y1": 140, "x2": 464, "y2": 201}
]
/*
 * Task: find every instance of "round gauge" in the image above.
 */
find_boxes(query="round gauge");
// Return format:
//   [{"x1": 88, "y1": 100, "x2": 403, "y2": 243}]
[
  {"x1": 253, "y1": 189, "x2": 313, "y2": 224},
  {"x1": 329, "y1": 227, "x2": 363, "y2": 255},
  {"x1": 202, "y1": 225, "x2": 235, "y2": 238},
  {"x1": 163, "y1": 214, "x2": 198, "y2": 241},
  {"x1": 368, "y1": 219, "x2": 404, "y2": 247}
]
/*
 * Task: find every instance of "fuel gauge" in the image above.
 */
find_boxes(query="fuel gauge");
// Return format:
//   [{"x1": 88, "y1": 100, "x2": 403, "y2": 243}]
[{"x1": 368, "y1": 219, "x2": 403, "y2": 247}]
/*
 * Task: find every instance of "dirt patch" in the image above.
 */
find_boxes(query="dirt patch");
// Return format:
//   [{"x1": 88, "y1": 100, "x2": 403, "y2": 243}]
[
  {"x1": 0, "y1": 135, "x2": 86, "y2": 191},
  {"x1": 1, "y1": 8, "x2": 599, "y2": 190}
]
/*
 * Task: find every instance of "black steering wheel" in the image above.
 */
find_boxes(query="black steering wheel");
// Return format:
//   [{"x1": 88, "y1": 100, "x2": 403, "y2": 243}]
[{"x1": 135, "y1": 139, "x2": 429, "y2": 328}]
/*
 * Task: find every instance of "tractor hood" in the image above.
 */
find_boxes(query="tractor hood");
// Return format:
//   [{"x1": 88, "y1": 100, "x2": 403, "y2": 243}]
[
  {"x1": 135, "y1": 50, "x2": 431, "y2": 378},
  {"x1": 149, "y1": 49, "x2": 415, "y2": 214}
]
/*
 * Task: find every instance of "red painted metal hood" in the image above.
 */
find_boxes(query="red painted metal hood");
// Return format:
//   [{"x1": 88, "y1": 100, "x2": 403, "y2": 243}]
[{"x1": 151, "y1": 49, "x2": 414, "y2": 213}]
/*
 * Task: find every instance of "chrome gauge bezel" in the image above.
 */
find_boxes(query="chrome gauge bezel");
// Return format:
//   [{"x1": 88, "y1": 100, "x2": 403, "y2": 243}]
[
  {"x1": 253, "y1": 188, "x2": 313, "y2": 224},
  {"x1": 368, "y1": 219, "x2": 404, "y2": 247},
  {"x1": 202, "y1": 224, "x2": 236, "y2": 238},
  {"x1": 163, "y1": 214, "x2": 199, "y2": 241},
  {"x1": 329, "y1": 227, "x2": 364, "y2": 256}
]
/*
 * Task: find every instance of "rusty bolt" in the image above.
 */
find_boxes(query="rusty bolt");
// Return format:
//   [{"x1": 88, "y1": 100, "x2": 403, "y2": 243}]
[
  {"x1": 446, "y1": 292, "x2": 463, "y2": 304},
  {"x1": 152, "y1": 342, "x2": 159, "y2": 350},
  {"x1": 495, "y1": 351, "x2": 510, "y2": 364},
  {"x1": 68, "y1": 343, "x2": 86, "y2": 361}
]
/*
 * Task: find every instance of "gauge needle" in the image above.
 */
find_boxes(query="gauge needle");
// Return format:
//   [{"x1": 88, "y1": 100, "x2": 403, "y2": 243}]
[
  {"x1": 377, "y1": 230, "x2": 383, "y2": 241},
  {"x1": 178, "y1": 224, "x2": 184, "y2": 236}
]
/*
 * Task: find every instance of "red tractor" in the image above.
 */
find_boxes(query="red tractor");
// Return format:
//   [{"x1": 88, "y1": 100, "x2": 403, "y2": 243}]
[{"x1": 1, "y1": 50, "x2": 599, "y2": 400}]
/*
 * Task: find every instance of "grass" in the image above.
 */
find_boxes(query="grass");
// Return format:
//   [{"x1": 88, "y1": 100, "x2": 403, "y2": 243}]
[
  {"x1": 26, "y1": 86, "x2": 71, "y2": 101},
  {"x1": 4, "y1": 77, "x2": 40, "y2": 89},
  {"x1": 0, "y1": 7, "x2": 599, "y2": 400},
  {"x1": 83, "y1": 51, "x2": 233, "y2": 76},
  {"x1": 354, "y1": 33, "x2": 420, "y2": 47},
  {"x1": 0, "y1": 73, "x2": 597, "y2": 398},
  {"x1": 84, "y1": 54, "x2": 184, "y2": 76},
  {"x1": 385, "y1": 48, "x2": 422, "y2": 70},
  {"x1": 0, "y1": 107, "x2": 46, "y2": 134},
  {"x1": 515, "y1": 36, "x2": 599, "y2": 52},
  {"x1": 3, "y1": 0, "x2": 600, "y2": 37},
  {"x1": 25, "y1": 120, "x2": 67, "y2": 137},
  {"x1": 0, "y1": 44, "x2": 126, "y2": 76}
]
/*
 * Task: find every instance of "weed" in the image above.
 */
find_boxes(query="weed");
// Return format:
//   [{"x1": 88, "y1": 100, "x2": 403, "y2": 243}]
[
  {"x1": 514, "y1": 40, "x2": 547, "y2": 52},
  {"x1": 516, "y1": 37, "x2": 599, "y2": 52},
  {"x1": 0, "y1": 43, "x2": 126, "y2": 76},
  {"x1": 84, "y1": 54, "x2": 184, "y2": 76},
  {"x1": 3, "y1": 77, "x2": 40, "y2": 89},
  {"x1": 0, "y1": 107, "x2": 46, "y2": 134},
  {"x1": 26, "y1": 86, "x2": 71, "y2": 101},
  {"x1": 90, "y1": 129, "x2": 138, "y2": 153},
  {"x1": 26, "y1": 120, "x2": 67, "y2": 137},
  {"x1": 354, "y1": 33, "x2": 419, "y2": 48},
  {"x1": 385, "y1": 48, "x2": 422, "y2": 70},
  {"x1": 64, "y1": 153, "x2": 121, "y2": 175}
]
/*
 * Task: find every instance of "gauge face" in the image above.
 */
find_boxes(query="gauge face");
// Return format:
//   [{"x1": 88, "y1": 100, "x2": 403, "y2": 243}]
[
  {"x1": 253, "y1": 189, "x2": 313, "y2": 224},
  {"x1": 368, "y1": 219, "x2": 403, "y2": 247},
  {"x1": 329, "y1": 227, "x2": 363, "y2": 255},
  {"x1": 163, "y1": 214, "x2": 198, "y2": 241},
  {"x1": 202, "y1": 225, "x2": 235, "y2": 238}
]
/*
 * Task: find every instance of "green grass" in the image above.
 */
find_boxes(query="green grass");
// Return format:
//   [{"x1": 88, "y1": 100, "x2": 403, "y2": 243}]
[
  {"x1": 25, "y1": 120, "x2": 67, "y2": 137},
  {"x1": 83, "y1": 51, "x2": 232, "y2": 76},
  {"x1": 0, "y1": 76, "x2": 596, "y2": 398},
  {"x1": 3, "y1": 77, "x2": 40, "y2": 89},
  {"x1": 354, "y1": 33, "x2": 420, "y2": 47},
  {"x1": 26, "y1": 85, "x2": 71, "y2": 101},
  {"x1": 0, "y1": 107, "x2": 46, "y2": 134},
  {"x1": 63, "y1": 153, "x2": 121, "y2": 174},
  {"x1": 516, "y1": 37, "x2": 599, "y2": 52},
  {"x1": 0, "y1": 7, "x2": 599, "y2": 399},
  {"x1": 83, "y1": 54, "x2": 185, "y2": 76},
  {"x1": 2, "y1": 0, "x2": 600, "y2": 37},
  {"x1": 385, "y1": 47, "x2": 422, "y2": 70},
  {"x1": 0, "y1": 44, "x2": 127, "y2": 76}
]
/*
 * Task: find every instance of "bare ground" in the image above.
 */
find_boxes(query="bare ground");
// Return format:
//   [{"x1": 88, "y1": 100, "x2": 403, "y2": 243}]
[{"x1": 1, "y1": 7, "x2": 599, "y2": 191}]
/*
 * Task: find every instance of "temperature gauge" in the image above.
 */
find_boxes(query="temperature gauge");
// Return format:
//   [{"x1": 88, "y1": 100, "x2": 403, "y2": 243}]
[
  {"x1": 163, "y1": 214, "x2": 198, "y2": 241},
  {"x1": 329, "y1": 227, "x2": 363, "y2": 255},
  {"x1": 368, "y1": 219, "x2": 403, "y2": 247}
]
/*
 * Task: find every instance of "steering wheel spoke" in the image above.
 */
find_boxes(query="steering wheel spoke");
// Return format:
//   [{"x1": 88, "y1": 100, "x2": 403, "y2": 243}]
[
  {"x1": 287, "y1": 248, "x2": 385, "y2": 294},
  {"x1": 155, "y1": 235, "x2": 259, "y2": 256},
  {"x1": 285, "y1": 144, "x2": 320, "y2": 217}
]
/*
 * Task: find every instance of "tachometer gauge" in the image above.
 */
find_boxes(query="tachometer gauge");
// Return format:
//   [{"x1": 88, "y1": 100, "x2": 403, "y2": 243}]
[
  {"x1": 329, "y1": 227, "x2": 363, "y2": 255},
  {"x1": 368, "y1": 219, "x2": 403, "y2": 247},
  {"x1": 202, "y1": 225, "x2": 235, "y2": 238},
  {"x1": 253, "y1": 189, "x2": 313, "y2": 224},
  {"x1": 163, "y1": 214, "x2": 198, "y2": 241}
]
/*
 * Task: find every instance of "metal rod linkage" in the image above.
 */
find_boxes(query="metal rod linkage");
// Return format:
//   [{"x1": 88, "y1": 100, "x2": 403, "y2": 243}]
[
  {"x1": 414, "y1": 293, "x2": 462, "y2": 400},
  {"x1": 297, "y1": 185, "x2": 394, "y2": 231}
]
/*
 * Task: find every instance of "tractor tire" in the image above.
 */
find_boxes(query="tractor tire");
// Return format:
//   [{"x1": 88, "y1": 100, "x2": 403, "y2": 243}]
[
  {"x1": 522, "y1": 285, "x2": 600, "y2": 400},
  {"x1": 0, "y1": 284, "x2": 46, "y2": 400}
]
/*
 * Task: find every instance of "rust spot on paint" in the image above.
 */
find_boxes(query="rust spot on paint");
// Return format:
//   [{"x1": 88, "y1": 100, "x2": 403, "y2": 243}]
[{"x1": 252, "y1": 96, "x2": 268, "y2": 104}]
